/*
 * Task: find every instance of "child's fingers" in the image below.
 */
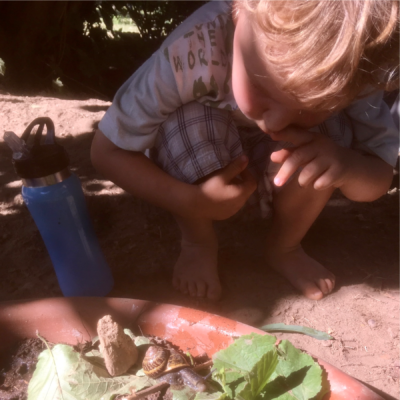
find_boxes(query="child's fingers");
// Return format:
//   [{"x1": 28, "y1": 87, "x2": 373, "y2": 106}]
[
  {"x1": 197, "y1": 155, "x2": 257, "y2": 220},
  {"x1": 270, "y1": 148, "x2": 292, "y2": 164},
  {"x1": 298, "y1": 160, "x2": 330, "y2": 188},
  {"x1": 221, "y1": 155, "x2": 249, "y2": 183},
  {"x1": 274, "y1": 147, "x2": 316, "y2": 186},
  {"x1": 238, "y1": 168, "x2": 257, "y2": 195},
  {"x1": 313, "y1": 165, "x2": 342, "y2": 190}
]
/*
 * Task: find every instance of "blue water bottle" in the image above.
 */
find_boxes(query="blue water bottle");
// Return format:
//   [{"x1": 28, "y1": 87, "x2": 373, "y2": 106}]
[{"x1": 4, "y1": 117, "x2": 114, "y2": 297}]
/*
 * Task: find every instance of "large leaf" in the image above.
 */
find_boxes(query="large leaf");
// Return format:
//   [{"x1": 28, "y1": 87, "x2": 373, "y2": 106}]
[
  {"x1": 194, "y1": 391, "x2": 227, "y2": 400},
  {"x1": 211, "y1": 335, "x2": 324, "y2": 400},
  {"x1": 213, "y1": 333, "x2": 277, "y2": 378},
  {"x1": 170, "y1": 385, "x2": 227, "y2": 400},
  {"x1": 262, "y1": 341, "x2": 325, "y2": 400},
  {"x1": 28, "y1": 344, "x2": 79, "y2": 400},
  {"x1": 238, "y1": 350, "x2": 278, "y2": 400},
  {"x1": 212, "y1": 334, "x2": 278, "y2": 398},
  {"x1": 28, "y1": 344, "x2": 152, "y2": 400}
]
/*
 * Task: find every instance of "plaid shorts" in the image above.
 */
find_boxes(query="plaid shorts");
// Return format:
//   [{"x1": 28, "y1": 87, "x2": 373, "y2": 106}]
[{"x1": 150, "y1": 101, "x2": 352, "y2": 218}]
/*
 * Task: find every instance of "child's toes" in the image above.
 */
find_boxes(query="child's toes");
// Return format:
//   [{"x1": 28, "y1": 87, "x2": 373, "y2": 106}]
[
  {"x1": 207, "y1": 283, "x2": 222, "y2": 301},
  {"x1": 325, "y1": 278, "x2": 335, "y2": 293},
  {"x1": 305, "y1": 287, "x2": 324, "y2": 300},
  {"x1": 298, "y1": 279, "x2": 324, "y2": 300},
  {"x1": 196, "y1": 281, "x2": 207, "y2": 298},
  {"x1": 188, "y1": 282, "x2": 198, "y2": 297},
  {"x1": 177, "y1": 280, "x2": 189, "y2": 295},
  {"x1": 172, "y1": 277, "x2": 180, "y2": 291},
  {"x1": 317, "y1": 278, "x2": 331, "y2": 295},
  {"x1": 317, "y1": 277, "x2": 335, "y2": 295}
]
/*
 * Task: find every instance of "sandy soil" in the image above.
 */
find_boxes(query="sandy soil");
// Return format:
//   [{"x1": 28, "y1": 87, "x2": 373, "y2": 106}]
[{"x1": 0, "y1": 92, "x2": 399, "y2": 399}]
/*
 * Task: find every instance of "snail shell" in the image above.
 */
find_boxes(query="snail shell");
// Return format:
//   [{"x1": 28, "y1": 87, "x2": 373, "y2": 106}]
[
  {"x1": 143, "y1": 345, "x2": 207, "y2": 392},
  {"x1": 143, "y1": 346, "x2": 189, "y2": 378}
]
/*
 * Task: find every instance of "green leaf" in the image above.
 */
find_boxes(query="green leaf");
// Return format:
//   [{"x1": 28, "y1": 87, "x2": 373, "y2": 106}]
[
  {"x1": 91, "y1": 336, "x2": 100, "y2": 346},
  {"x1": 28, "y1": 344, "x2": 152, "y2": 400},
  {"x1": 170, "y1": 385, "x2": 227, "y2": 400},
  {"x1": 171, "y1": 386, "x2": 196, "y2": 400},
  {"x1": 259, "y1": 324, "x2": 333, "y2": 340},
  {"x1": 212, "y1": 367, "x2": 242, "y2": 398},
  {"x1": 28, "y1": 344, "x2": 78, "y2": 400},
  {"x1": 211, "y1": 334, "x2": 324, "y2": 400},
  {"x1": 265, "y1": 341, "x2": 324, "y2": 400},
  {"x1": 238, "y1": 350, "x2": 278, "y2": 400},
  {"x1": 195, "y1": 391, "x2": 227, "y2": 400},
  {"x1": 213, "y1": 333, "x2": 277, "y2": 376},
  {"x1": 212, "y1": 334, "x2": 278, "y2": 398},
  {"x1": 123, "y1": 328, "x2": 136, "y2": 340},
  {"x1": 260, "y1": 378, "x2": 299, "y2": 400},
  {"x1": 134, "y1": 335, "x2": 152, "y2": 347}
]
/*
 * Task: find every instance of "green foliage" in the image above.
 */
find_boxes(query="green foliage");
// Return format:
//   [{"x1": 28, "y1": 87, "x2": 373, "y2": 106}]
[
  {"x1": 0, "y1": 1, "x2": 207, "y2": 98},
  {"x1": 28, "y1": 344, "x2": 149, "y2": 400},
  {"x1": 28, "y1": 340, "x2": 224, "y2": 400},
  {"x1": 28, "y1": 332, "x2": 325, "y2": 400},
  {"x1": 212, "y1": 333, "x2": 326, "y2": 400}
]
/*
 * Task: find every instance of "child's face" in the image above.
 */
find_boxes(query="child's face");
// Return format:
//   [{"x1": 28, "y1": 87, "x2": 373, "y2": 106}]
[{"x1": 232, "y1": 10, "x2": 331, "y2": 134}]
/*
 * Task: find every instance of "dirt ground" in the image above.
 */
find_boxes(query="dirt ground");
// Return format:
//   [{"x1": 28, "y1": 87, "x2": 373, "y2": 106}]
[{"x1": 0, "y1": 92, "x2": 399, "y2": 399}]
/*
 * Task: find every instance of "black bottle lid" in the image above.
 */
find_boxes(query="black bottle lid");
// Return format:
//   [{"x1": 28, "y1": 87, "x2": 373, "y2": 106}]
[{"x1": 12, "y1": 117, "x2": 70, "y2": 179}]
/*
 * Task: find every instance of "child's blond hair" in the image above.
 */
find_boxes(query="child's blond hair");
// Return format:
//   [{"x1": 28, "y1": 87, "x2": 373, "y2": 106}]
[{"x1": 234, "y1": 0, "x2": 399, "y2": 111}]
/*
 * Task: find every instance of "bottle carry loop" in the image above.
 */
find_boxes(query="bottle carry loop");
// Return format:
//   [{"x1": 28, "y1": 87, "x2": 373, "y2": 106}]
[
  {"x1": 21, "y1": 117, "x2": 56, "y2": 146},
  {"x1": 10, "y1": 117, "x2": 71, "y2": 187}
]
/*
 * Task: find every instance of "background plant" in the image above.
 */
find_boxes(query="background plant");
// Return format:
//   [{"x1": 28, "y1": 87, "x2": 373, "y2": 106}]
[{"x1": 0, "y1": 1, "x2": 207, "y2": 99}]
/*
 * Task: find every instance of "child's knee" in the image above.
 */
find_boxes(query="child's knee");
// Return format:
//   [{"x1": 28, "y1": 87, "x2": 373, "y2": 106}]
[{"x1": 150, "y1": 101, "x2": 243, "y2": 184}]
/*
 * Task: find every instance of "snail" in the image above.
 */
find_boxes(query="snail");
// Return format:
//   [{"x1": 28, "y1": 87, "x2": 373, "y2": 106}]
[{"x1": 142, "y1": 345, "x2": 207, "y2": 392}]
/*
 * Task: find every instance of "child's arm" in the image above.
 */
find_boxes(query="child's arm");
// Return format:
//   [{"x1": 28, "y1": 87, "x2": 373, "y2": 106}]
[
  {"x1": 269, "y1": 128, "x2": 393, "y2": 202},
  {"x1": 91, "y1": 130, "x2": 257, "y2": 220}
]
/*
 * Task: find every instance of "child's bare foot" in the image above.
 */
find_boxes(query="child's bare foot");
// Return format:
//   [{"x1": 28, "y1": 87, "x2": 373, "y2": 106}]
[
  {"x1": 172, "y1": 240, "x2": 221, "y2": 301},
  {"x1": 265, "y1": 244, "x2": 335, "y2": 300}
]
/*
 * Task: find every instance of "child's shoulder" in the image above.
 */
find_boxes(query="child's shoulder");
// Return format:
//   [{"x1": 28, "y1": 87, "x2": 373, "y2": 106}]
[
  {"x1": 160, "y1": 1, "x2": 233, "y2": 49},
  {"x1": 157, "y1": 0, "x2": 236, "y2": 110}
]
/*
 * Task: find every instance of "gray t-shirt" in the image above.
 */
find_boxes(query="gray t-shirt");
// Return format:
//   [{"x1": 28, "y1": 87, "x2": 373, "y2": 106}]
[{"x1": 99, "y1": 0, "x2": 399, "y2": 167}]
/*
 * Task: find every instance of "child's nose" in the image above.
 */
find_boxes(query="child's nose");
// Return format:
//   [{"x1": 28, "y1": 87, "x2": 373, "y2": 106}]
[{"x1": 262, "y1": 108, "x2": 296, "y2": 132}]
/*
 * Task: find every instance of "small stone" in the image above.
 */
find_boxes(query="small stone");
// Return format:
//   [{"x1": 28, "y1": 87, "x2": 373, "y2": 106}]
[
  {"x1": 322, "y1": 340, "x2": 333, "y2": 347},
  {"x1": 367, "y1": 319, "x2": 377, "y2": 328},
  {"x1": 97, "y1": 315, "x2": 138, "y2": 376}
]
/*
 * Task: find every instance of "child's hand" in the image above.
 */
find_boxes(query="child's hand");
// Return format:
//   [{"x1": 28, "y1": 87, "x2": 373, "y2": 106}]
[
  {"x1": 269, "y1": 127, "x2": 352, "y2": 190},
  {"x1": 195, "y1": 155, "x2": 257, "y2": 220}
]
